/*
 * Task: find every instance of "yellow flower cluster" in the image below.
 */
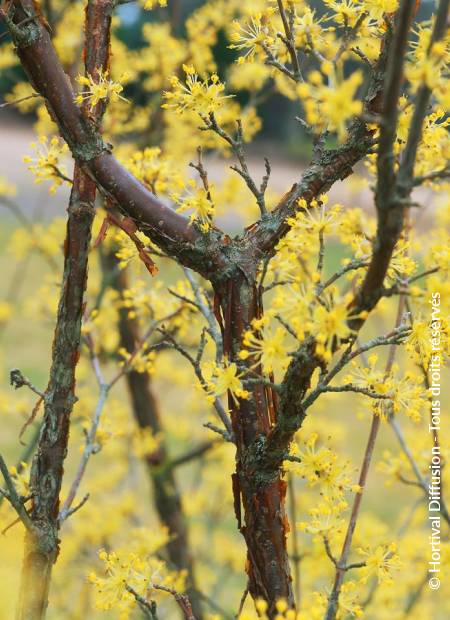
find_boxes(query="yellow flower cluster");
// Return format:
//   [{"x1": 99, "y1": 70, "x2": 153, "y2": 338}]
[
  {"x1": 239, "y1": 316, "x2": 288, "y2": 375},
  {"x1": 141, "y1": 0, "x2": 167, "y2": 9},
  {"x1": 297, "y1": 69, "x2": 363, "y2": 142},
  {"x1": 126, "y1": 147, "x2": 183, "y2": 196},
  {"x1": 137, "y1": 23, "x2": 187, "y2": 91},
  {"x1": 118, "y1": 346, "x2": 157, "y2": 376},
  {"x1": 0, "y1": 301, "x2": 12, "y2": 325},
  {"x1": 286, "y1": 433, "x2": 361, "y2": 499},
  {"x1": 203, "y1": 358, "x2": 250, "y2": 405},
  {"x1": 163, "y1": 64, "x2": 231, "y2": 116},
  {"x1": 311, "y1": 300, "x2": 356, "y2": 362},
  {"x1": 8, "y1": 217, "x2": 66, "y2": 261},
  {"x1": 344, "y1": 355, "x2": 426, "y2": 422},
  {"x1": 229, "y1": 12, "x2": 275, "y2": 63},
  {"x1": 173, "y1": 180, "x2": 215, "y2": 232},
  {"x1": 23, "y1": 136, "x2": 70, "y2": 194},
  {"x1": 75, "y1": 69, "x2": 128, "y2": 110},
  {"x1": 239, "y1": 597, "x2": 297, "y2": 620},
  {"x1": 408, "y1": 20, "x2": 450, "y2": 94},
  {"x1": 357, "y1": 542, "x2": 402, "y2": 585}
]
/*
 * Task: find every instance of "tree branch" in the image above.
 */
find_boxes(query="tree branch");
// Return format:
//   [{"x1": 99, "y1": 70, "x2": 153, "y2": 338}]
[
  {"x1": 15, "y1": 3, "x2": 115, "y2": 617},
  {"x1": 246, "y1": 23, "x2": 393, "y2": 254},
  {"x1": 3, "y1": 0, "x2": 225, "y2": 276}
]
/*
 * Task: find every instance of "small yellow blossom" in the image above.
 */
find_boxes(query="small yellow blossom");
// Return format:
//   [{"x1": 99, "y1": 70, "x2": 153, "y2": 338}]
[
  {"x1": 76, "y1": 68, "x2": 128, "y2": 110},
  {"x1": 163, "y1": 64, "x2": 232, "y2": 115},
  {"x1": 357, "y1": 542, "x2": 402, "y2": 584},
  {"x1": 126, "y1": 147, "x2": 184, "y2": 195},
  {"x1": 203, "y1": 358, "x2": 250, "y2": 405},
  {"x1": 229, "y1": 13, "x2": 275, "y2": 63},
  {"x1": 118, "y1": 347, "x2": 156, "y2": 375},
  {"x1": 0, "y1": 301, "x2": 12, "y2": 325},
  {"x1": 297, "y1": 71, "x2": 363, "y2": 141},
  {"x1": 141, "y1": 0, "x2": 167, "y2": 8},
  {"x1": 23, "y1": 136, "x2": 70, "y2": 194},
  {"x1": 309, "y1": 301, "x2": 355, "y2": 362},
  {"x1": 173, "y1": 181, "x2": 215, "y2": 232},
  {"x1": 239, "y1": 317, "x2": 288, "y2": 374}
]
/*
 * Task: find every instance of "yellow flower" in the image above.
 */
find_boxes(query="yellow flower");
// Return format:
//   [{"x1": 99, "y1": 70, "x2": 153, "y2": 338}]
[
  {"x1": 406, "y1": 319, "x2": 431, "y2": 365},
  {"x1": 286, "y1": 197, "x2": 342, "y2": 235},
  {"x1": 272, "y1": 283, "x2": 313, "y2": 340},
  {"x1": 357, "y1": 542, "x2": 402, "y2": 584},
  {"x1": 298, "y1": 497, "x2": 348, "y2": 536},
  {"x1": 345, "y1": 356, "x2": 426, "y2": 422},
  {"x1": 323, "y1": 0, "x2": 364, "y2": 27},
  {"x1": 88, "y1": 550, "x2": 149, "y2": 611},
  {"x1": 0, "y1": 301, "x2": 12, "y2": 325},
  {"x1": 173, "y1": 181, "x2": 215, "y2": 232},
  {"x1": 75, "y1": 68, "x2": 128, "y2": 110},
  {"x1": 364, "y1": 0, "x2": 399, "y2": 21},
  {"x1": 163, "y1": 65, "x2": 232, "y2": 115},
  {"x1": 126, "y1": 147, "x2": 183, "y2": 196},
  {"x1": 239, "y1": 317, "x2": 288, "y2": 374},
  {"x1": 310, "y1": 302, "x2": 354, "y2": 361},
  {"x1": 337, "y1": 581, "x2": 363, "y2": 618},
  {"x1": 23, "y1": 136, "x2": 70, "y2": 194},
  {"x1": 118, "y1": 346, "x2": 156, "y2": 375},
  {"x1": 204, "y1": 358, "x2": 250, "y2": 405},
  {"x1": 132, "y1": 428, "x2": 162, "y2": 459},
  {"x1": 298, "y1": 71, "x2": 363, "y2": 141},
  {"x1": 294, "y1": 7, "x2": 329, "y2": 49},
  {"x1": 287, "y1": 434, "x2": 359, "y2": 499},
  {"x1": 229, "y1": 13, "x2": 275, "y2": 63},
  {"x1": 141, "y1": 0, "x2": 167, "y2": 8}
]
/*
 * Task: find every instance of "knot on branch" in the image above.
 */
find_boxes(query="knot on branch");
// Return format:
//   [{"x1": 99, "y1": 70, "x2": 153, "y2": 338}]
[
  {"x1": 1, "y1": 7, "x2": 41, "y2": 47},
  {"x1": 10, "y1": 368, "x2": 27, "y2": 390},
  {"x1": 71, "y1": 136, "x2": 108, "y2": 163}
]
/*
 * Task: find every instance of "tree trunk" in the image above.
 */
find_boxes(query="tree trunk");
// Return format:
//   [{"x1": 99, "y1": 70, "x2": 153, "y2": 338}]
[
  {"x1": 17, "y1": 170, "x2": 96, "y2": 620},
  {"x1": 214, "y1": 273, "x2": 293, "y2": 617},
  {"x1": 17, "y1": 535, "x2": 54, "y2": 620},
  {"x1": 17, "y1": 3, "x2": 112, "y2": 616},
  {"x1": 104, "y1": 252, "x2": 203, "y2": 619}
]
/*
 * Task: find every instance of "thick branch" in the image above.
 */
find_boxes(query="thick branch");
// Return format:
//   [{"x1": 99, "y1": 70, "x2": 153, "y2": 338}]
[
  {"x1": 348, "y1": 0, "x2": 447, "y2": 322},
  {"x1": 4, "y1": 0, "x2": 225, "y2": 276},
  {"x1": 246, "y1": 25, "x2": 392, "y2": 255},
  {"x1": 16, "y1": 3, "x2": 113, "y2": 618}
]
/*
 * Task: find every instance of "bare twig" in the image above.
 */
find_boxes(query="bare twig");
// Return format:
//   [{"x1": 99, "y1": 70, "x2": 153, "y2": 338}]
[
  {"x1": 0, "y1": 454, "x2": 33, "y2": 531},
  {"x1": 0, "y1": 92, "x2": 42, "y2": 108},
  {"x1": 10, "y1": 369, "x2": 45, "y2": 398},
  {"x1": 152, "y1": 583, "x2": 196, "y2": 620},
  {"x1": 160, "y1": 329, "x2": 232, "y2": 436},
  {"x1": 275, "y1": 0, "x2": 303, "y2": 81}
]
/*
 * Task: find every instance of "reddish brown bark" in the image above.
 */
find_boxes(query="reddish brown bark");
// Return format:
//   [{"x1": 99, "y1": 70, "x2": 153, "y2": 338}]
[{"x1": 214, "y1": 273, "x2": 293, "y2": 615}]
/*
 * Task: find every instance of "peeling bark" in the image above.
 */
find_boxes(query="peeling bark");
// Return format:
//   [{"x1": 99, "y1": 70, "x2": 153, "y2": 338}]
[
  {"x1": 17, "y1": 3, "x2": 113, "y2": 618},
  {"x1": 18, "y1": 170, "x2": 96, "y2": 620},
  {"x1": 214, "y1": 273, "x2": 293, "y2": 617}
]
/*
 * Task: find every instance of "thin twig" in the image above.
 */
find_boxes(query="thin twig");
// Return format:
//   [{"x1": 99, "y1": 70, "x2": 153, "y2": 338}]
[
  {"x1": 0, "y1": 454, "x2": 33, "y2": 531},
  {"x1": 152, "y1": 584, "x2": 196, "y2": 620}
]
